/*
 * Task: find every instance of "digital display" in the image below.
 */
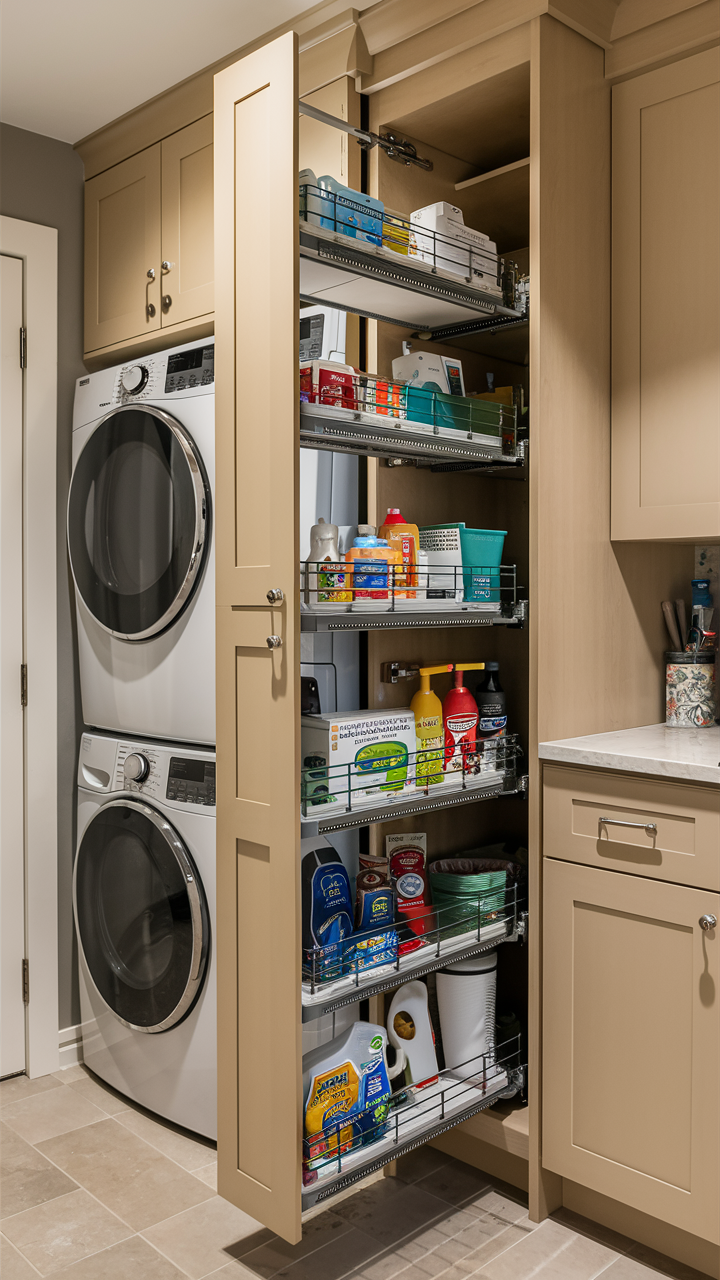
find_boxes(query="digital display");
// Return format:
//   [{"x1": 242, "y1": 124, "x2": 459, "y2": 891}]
[
  {"x1": 168, "y1": 758, "x2": 215, "y2": 783},
  {"x1": 165, "y1": 345, "x2": 214, "y2": 392},
  {"x1": 445, "y1": 363, "x2": 464, "y2": 396}
]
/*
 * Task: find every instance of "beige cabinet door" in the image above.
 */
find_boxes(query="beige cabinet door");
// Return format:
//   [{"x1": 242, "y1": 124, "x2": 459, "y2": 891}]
[
  {"x1": 214, "y1": 33, "x2": 301, "y2": 1244},
  {"x1": 84, "y1": 145, "x2": 161, "y2": 353},
  {"x1": 161, "y1": 116, "x2": 214, "y2": 327},
  {"x1": 612, "y1": 48, "x2": 720, "y2": 541},
  {"x1": 543, "y1": 857, "x2": 720, "y2": 1243}
]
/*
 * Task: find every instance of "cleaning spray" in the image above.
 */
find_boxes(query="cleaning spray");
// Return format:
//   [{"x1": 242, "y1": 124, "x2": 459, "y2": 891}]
[
  {"x1": 411, "y1": 665, "x2": 452, "y2": 786},
  {"x1": 443, "y1": 663, "x2": 485, "y2": 773}
]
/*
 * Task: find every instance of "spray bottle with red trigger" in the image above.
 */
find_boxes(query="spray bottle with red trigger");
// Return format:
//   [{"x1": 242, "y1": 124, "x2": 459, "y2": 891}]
[{"x1": 443, "y1": 663, "x2": 485, "y2": 774}]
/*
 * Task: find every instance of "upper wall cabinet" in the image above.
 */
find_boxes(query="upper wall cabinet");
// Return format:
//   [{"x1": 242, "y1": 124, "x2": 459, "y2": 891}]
[
  {"x1": 611, "y1": 49, "x2": 720, "y2": 542},
  {"x1": 84, "y1": 116, "x2": 213, "y2": 359}
]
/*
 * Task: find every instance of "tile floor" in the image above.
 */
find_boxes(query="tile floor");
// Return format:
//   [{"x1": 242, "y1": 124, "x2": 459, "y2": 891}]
[{"x1": 0, "y1": 1066, "x2": 710, "y2": 1280}]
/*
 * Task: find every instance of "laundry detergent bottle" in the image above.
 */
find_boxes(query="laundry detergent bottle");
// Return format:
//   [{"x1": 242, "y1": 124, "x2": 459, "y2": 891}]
[
  {"x1": 443, "y1": 663, "x2": 485, "y2": 774},
  {"x1": 411, "y1": 664, "x2": 452, "y2": 786},
  {"x1": 386, "y1": 981, "x2": 439, "y2": 1089},
  {"x1": 378, "y1": 508, "x2": 419, "y2": 599}
]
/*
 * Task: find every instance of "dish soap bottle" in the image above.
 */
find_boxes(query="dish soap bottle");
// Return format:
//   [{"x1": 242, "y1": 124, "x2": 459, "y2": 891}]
[
  {"x1": 443, "y1": 662, "x2": 485, "y2": 774},
  {"x1": 475, "y1": 662, "x2": 507, "y2": 772},
  {"x1": 411, "y1": 664, "x2": 452, "y2": 786}
]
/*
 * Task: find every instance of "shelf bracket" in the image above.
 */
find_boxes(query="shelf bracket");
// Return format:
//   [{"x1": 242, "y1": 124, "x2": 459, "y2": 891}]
[
  {"x1": 298, "y1": 101, "x2": 432, "y2": 170},
  {"x1": 380, "y1": 661, "x2": 420, "y2": 685}
]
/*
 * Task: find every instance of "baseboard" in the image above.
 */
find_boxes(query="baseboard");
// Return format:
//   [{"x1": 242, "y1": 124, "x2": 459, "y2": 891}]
[
  {"x1": 562, "y1": 1179, "x2": 720, "y2": 1279},
  {"x1": 58, "y1": 1024, "x2": 83, "y2": 1069},
  {"x1": 430, "y1": 1130, "x2": 529, "y2": 1193}
]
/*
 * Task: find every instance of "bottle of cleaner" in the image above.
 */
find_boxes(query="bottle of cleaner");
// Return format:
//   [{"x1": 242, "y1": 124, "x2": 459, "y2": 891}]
[
  {"x1": 443, "y1": 663, "x2": 485, "y2": 774},
  {"x1": 475, "y1": 662, "x2": 507, "y2": 773},
  {"x1": 306, "y1": 518, "x2": 351, "y2": 606},
  {"x1": 378, "y1": 508, "x2": 419, "y2": 600},
  {"x1": 411, "y1": 665, "x2": 452, "y2": 786},
  {"x1": 386, "y1": 981, "x2": 439, "y2": 1089}
]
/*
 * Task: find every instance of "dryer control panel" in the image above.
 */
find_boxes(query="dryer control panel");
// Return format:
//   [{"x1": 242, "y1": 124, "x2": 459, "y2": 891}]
[
  {"x1": 78, "y1": 733, "x2": 215, "y2": 812},
  {"x1": 166, "y1": 756, "x2": 216, "y2": 806}
]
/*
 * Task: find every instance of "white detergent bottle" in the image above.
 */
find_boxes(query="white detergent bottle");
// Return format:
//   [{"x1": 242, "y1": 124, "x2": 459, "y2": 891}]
[
  {"x1": 306, "y1": 517, "x2": 341, "y2": 607},
  {"x1": 386, "y1": 981, "x2": 439, "y2": 1089}
]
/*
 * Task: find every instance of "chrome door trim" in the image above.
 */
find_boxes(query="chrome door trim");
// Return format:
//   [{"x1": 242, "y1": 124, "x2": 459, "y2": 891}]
[
  {"x1": 67, "y1": 404, "x2": 209, "y2": 641},
  {"x1": 73, "y1": 798, "x2": 209, "y2": 1034}
]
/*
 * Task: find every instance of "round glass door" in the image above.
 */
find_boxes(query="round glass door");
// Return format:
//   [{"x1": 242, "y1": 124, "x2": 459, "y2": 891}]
[
  {"x1": 67, "y1": 406, "x2": 209, "y2": 640},
  {"x1": 74, "y1": 800, "x2": 209, "y2": 1033}
]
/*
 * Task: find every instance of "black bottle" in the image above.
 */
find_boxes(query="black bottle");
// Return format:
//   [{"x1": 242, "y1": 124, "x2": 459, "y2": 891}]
[{"x1": 475, "y1": 662, "x2": 507, "y2": 742}]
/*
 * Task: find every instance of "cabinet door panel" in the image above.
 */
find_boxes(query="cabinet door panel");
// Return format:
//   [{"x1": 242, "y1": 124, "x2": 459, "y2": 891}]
[
  {"x1": 161, "y1": 116, "x2": 214, "y2": 326},
  {"x1": 612, "y1": 48, "x2": 720, "y2": 540},
  {"x1": 84, "y1": 146, "x2": 161, "y2": 353},
  {"x1": 543, "y1": 858, "x2": 719, "y2": 1242},
  {"x1": 214, "y1": 33, "x2": 301, "y2": 1244}
]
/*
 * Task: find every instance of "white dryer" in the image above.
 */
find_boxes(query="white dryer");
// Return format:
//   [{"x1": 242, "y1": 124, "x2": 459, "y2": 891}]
[
  {"x1": 75, "y1": 732, "x2": 216, "y2": 1138},
  {"x1": 68, "y1": 339, "x2": 215, "y2": 745}
]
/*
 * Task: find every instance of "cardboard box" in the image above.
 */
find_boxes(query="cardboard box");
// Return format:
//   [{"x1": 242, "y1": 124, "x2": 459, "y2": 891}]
[{"x1": 302, "y1": 710, "x2": 417, "y2": 810}]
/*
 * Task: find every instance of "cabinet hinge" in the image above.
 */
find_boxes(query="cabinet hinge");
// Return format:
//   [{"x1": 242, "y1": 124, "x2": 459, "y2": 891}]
[
  {"x1": 20, "y1": 664, "x2": 27, "y2": 706},
  {"x1": 22, "y1": 959, "x2": 29, "y2": 1005},
  {"x1": 19, "y1": 328, "x2": 27, "y2": 369}
]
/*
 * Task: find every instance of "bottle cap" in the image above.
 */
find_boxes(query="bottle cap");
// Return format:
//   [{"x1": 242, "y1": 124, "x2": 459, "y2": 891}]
[
  {"x1": 357, "y1": 524, "x2": 375, "y2": 536},
  {"x1": 484, "y1": 661, "x2": 499, "y2": 671}
]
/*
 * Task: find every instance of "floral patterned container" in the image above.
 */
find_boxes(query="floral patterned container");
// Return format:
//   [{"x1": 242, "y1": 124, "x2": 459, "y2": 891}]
[{"x1": 665, "y1": 651, "x2": 716, "y2": 727}]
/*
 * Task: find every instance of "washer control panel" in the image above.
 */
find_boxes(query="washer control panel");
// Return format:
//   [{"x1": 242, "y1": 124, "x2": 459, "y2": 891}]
[{"x1": 166, "y1": 757, "x2": 216, "y2": 806}]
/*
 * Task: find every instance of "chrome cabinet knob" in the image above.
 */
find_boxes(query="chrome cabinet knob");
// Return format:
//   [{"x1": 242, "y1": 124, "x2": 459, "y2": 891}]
[
  {"x1": 124, "y1": 752, "x2": 150, "y2": 783},
  {"x1": 266, "y1": 635, "x2": 282, "y2": 649},
  {"x1": 699, "y1": 915, "x2": 717, "y2": 932},
  {"x1": 147, "y1": 268, "x2": 155, "y2": 280},
  {"x1": 161, "y1": 261, "x2": 175, "y2": 272},
  {"x1": 266, "y1": 588, "x2": 284, "y2": 604}
]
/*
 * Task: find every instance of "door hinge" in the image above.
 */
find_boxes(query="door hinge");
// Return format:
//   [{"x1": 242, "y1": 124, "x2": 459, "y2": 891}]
[
  {"x1": 20, "y1": 664, "x2": 27, "y2": 706},
  {"x1": 22, "y1": 959, "x2": 29, "y2": 1004},
  {"x1": 19, "y1": 327, "x2": 27, "y2": 369}
]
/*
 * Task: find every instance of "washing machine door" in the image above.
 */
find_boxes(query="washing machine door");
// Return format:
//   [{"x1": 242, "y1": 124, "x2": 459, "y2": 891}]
[
  {"x1": 73, "y1": 799, "x2": 209, "y2": 1033},
  {"x1": 67, "y1": 405, "x2": 209, "y2": 640}
]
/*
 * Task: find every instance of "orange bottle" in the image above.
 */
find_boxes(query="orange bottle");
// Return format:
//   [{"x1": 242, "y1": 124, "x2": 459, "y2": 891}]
[{"x1": 378, "y1": 508, "x2": 419, "y2": 599}]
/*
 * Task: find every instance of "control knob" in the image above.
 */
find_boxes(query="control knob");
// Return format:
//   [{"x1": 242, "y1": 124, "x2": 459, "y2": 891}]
[
  {"x1": 120, "y1": 365, "x2": 148, "y2": 395},
  {"x1": 124, "y1": 752, "x2": 150, "y2": 784}
]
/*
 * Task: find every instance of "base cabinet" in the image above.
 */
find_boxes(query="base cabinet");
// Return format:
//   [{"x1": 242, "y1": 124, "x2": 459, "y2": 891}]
[{"x1": 543, "y1": 856, "x2": 720, "y2": 1244}]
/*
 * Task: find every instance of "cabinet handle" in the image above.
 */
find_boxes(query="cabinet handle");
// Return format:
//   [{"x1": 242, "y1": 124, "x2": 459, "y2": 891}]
[
  {"x1": 266, "y1": 635, "x2": 282, "y2": 649},
  {"x1": 598, "y1": 817, "x2": 657, "y2": 837},
  {"x1": 161, "y1": 261, "x2": 175, "y2": 272},
  {"x1": 146, "y1": 303, "x2": 156, "y2": 318},
  {"x1": 162, "y1": 295, "x2": 172, "y2": 311},
  {"x1": 699, "y1": 915, "x2": 717, "y2": 932},
  {"x1": 147, "y1": 268, "x2": 155, "y2": 280},
  {"x1": 266, "y1": 588, "x2": 284, "y2": 604}
]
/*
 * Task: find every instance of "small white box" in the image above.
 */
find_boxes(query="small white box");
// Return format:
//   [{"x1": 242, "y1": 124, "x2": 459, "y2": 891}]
[{"x1": 302, "y1": 710, "x2": 417, "y2": 810}]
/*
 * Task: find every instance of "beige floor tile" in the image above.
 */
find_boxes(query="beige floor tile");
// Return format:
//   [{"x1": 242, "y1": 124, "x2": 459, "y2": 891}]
[
  {"x1": 48, "y1": 1234, "x2": 190, "y2": 1278},
  {"x1": 193, "y1": 1164, "x2": 218, "y2": 1191},
  {"x1": 36, "y1": 1119, "x2": 214, "y2": 1232},
  {"x1": 392, "y1": 1149, "x2": 451, "y2": 1187},
  {"x1": 1, "y1": 1188, "x2": 131, "y2": 1275},
  {"x1": 413, "y1": 1159, "x2": 493, "y2": 1212},
  {"x1": 1, "y1": 1075, "x2": 63, "y2": 1107},
  {"x1": 116, "y1": 1108, "x2": 216, "y2": 1171},
  {"x1": 331, "y1": 1177, "x2": 451, "y2": 1249},
  {"x1": 0, "y1": 1121, "x2": 78, "y2": 1220},
  {"x1": 271, "y1": 1227, "x2": 382, "y2": 1280},
  {"x1": 1, "y1": 1233, "x2": 40, "y2": 1280},
  {"x1": 457, "y1": 1184, "x2": 529, "y2": 1227},
  {"x1": 471, "y1": 1218, "x2": 619, "y2": 1279},
  {"x1": 551, "y1": 1207, "x2": 636, "y2": 1256},
  {"x1": 227, "y1": 1210, "x2": 352, "y2": 1279},
  {"x1": 65, "y1": 1076, "x2": 130, "y2": 1118},
  {"x1": 2, "y1": 1087, "x2": 107, "y2": 1146},
  {"x1": 421, "y1": 1221, "x2": 537, "y2": 1280},
  {"x1": 141, "y1": 1194, "x2": 272, "y2": 1279},
  {"x1": 600, "y1": 1247, "x2": 713, "y2": 1280},
  {"x1": 52, "y1": 1067, "x2": 87, "y2": 1085}
]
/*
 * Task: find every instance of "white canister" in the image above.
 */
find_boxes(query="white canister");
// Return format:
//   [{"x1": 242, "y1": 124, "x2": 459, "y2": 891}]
[{"x1": 436, "y1": 951, "x2": 500, "y2": 1086}]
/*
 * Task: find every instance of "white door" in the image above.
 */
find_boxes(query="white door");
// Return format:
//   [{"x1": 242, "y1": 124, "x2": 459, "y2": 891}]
[{"x1": 0, "y1": 254, "x2": 26, "y2": 1076}]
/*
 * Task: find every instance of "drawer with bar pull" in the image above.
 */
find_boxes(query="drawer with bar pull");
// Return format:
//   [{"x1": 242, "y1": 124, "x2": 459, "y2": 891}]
[{"x1": 542, "y1": 764, "x2": 720, "y2": 890}]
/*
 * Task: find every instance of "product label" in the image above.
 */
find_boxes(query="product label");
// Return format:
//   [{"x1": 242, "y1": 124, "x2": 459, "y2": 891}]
[{"x1": 478, "y1": 716, "x2": 507, "y2": 733}]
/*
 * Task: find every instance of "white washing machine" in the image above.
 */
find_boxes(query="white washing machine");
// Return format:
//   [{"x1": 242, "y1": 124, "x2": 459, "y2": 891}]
[
  {"x1": 68, "y1": 339, "x2": 215, "y2": 745},
  {"x1": 75, "y1": 732, "x2": 216, "y2": 1138}
]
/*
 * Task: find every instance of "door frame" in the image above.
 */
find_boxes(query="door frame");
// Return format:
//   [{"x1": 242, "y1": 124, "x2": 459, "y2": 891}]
[{"x1": 0, "y1": 216, "x2": 59, "y2": 1078}]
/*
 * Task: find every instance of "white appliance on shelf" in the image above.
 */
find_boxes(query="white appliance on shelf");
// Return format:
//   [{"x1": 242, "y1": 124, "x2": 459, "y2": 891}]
[
  {"x1": 75, "y1": 732, "x2": 216, "y2": 1138},
  {"x1": 68, "y1": 339, "x2": 215, "y2": 745}
]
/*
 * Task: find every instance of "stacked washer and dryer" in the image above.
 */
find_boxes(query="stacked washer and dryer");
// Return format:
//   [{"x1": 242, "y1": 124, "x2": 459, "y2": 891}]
[{"x1": 68, "y1": 340, "x2": 218, "y2": 1139}]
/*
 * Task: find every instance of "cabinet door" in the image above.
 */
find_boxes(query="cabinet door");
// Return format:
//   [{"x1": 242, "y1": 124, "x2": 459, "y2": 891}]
[
  {"x1": 161, "y1": 116, "x2": 214, "y2": 327},
  {"x1": 84, "y1": 146, "x2": 161, "y2": 353},
  {"x1": 612, "y1": 48, "x2": 720, "y2": 541},
  {"x1": 214, "y1": 33, "x2": 301, "y2": 1244},
  {"x1": 543, "y1": 857, "x2": 719, "y2": 1243}
]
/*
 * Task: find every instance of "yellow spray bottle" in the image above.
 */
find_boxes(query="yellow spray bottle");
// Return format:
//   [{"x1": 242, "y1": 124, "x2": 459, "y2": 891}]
[{"x1": 411, "y1": 664, "x2": 453, "y2": 787}]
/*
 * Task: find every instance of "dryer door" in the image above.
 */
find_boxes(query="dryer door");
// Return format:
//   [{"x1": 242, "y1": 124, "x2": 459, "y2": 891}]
[
  {"x1": 74, "y1": 799, "x2": 209, "y2": 1032},
  {"x1": 67, "y1": 405, "x2": 209, "y2": 640}
]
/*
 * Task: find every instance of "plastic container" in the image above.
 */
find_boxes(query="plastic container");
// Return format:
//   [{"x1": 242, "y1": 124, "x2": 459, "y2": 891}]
[
  {"x1": 436, "y1": 951, "x2": 501, "y2": 1083},
  {"x1": 458, "y1": 527, "x2": 506, "y2": 603},
  {"x1": 379, "y1": 508, "x2": 418, "y2": 600},
  {"x1": 428, "y1": 857, "x2": 514, "y2": 935},
  {"x1": 443, "y1": 663, "x2": 485, "y2": 773},
  {"x1": 317, "y1": 176, "x2": 383, "y2": 246},
  {"x1": 410, "y1": 665, "x2": 453, "y2": 787},
  {"x1": 386, "y1": 981, "x2": 439, "y2": 1089}
]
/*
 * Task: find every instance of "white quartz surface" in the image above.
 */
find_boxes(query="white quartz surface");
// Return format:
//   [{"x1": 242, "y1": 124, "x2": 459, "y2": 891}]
[{"x1": 539, "y1": 723, "x2": 720, "y2": 785}]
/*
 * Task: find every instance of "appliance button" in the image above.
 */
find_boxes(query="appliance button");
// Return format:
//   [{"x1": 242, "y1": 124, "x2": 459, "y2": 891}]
[{"x1": 120, "y1": 365, "x2": 149, "y2": 395}]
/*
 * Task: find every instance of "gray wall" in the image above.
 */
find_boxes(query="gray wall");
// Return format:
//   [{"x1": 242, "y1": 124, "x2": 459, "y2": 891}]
[{"x1": 0, "y1": 123, "x2": 85, "y2": 1031}]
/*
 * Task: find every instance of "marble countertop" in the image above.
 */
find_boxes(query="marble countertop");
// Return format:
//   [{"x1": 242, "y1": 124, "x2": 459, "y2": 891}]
[{"x1": 539, "y1": 723, "x2": 720, "y2": 785}]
